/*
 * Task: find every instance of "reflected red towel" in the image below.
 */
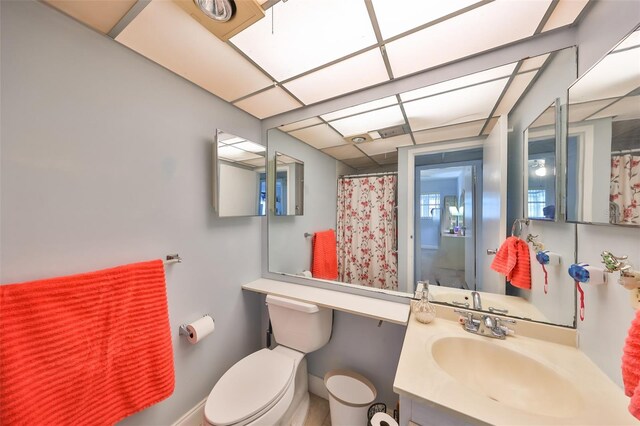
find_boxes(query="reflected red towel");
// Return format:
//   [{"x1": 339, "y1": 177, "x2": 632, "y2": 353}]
[
  {"x1": 0, "y1": 260, "x2": 174, "y2": 425},
  {"x1": 623, "y1": 310, "x2": 640, "y2": 420},
  {"x1": 490, "y1": 236, "x2": 532, "y2": 289},
  {"x1": 312, "y1": 230, "x2": 338, "y2": 280}
]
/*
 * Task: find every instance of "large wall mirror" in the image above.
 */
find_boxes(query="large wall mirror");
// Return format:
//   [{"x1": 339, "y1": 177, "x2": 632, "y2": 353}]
[
  {"x1": 524, "y1": 99, "x2": 561, "y2": 221},
  {"x1": 213, "y1": 129, "x2": 266, "y2": 217},
  {"x1": 268, "y1": 48, "x2": 578, "y2": 327},
  {"x1": 566, "y1": 27, "x2": 640, "y2": 226}
]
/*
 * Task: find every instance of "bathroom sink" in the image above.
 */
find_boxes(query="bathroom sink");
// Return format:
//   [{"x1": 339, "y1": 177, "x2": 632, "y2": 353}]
[{"x1": 430, "y1": 337, "x2": 583, "y2": 418}]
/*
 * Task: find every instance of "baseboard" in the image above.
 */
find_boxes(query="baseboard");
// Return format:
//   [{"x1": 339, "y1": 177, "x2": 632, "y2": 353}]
[
  {"x1": 172, "y1": 398, "x2": 206, "y2": 426},
  {"x1": 308, "y1": 373, "x2": 329, "y2": 400}
]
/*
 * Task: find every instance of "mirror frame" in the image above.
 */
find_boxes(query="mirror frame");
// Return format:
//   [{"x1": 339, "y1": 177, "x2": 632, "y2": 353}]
[{"x1": 523, "y1": 98, "x2": 564, "y2": 222}]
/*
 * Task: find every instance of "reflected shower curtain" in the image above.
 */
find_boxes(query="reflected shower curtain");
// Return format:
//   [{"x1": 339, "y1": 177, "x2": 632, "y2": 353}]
[
  {"x1": 610, "y1": 154, "x2": 640, "y2": 224},
  {"x1": 336, "y1": 175, "x2": 398, "y2": 290}
]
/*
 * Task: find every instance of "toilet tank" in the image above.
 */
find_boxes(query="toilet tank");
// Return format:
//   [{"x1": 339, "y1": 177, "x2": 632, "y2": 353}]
[{"x1": 266, "y1": 295, "x2": 333, "y2": 353}]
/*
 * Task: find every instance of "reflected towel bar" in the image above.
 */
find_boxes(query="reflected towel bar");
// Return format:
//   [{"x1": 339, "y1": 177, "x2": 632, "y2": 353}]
[
  {"x1": 164, "y1": 254, "x2": 182, "y2": 265},
  {"x1": 304, "y1": 233, "x2": 313, "y2": 238}
]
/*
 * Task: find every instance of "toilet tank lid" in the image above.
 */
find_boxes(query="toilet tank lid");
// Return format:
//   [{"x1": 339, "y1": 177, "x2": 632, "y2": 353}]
[
  {"x1": 205, "y1": 348, "x2": 294, "y2": 426},
  {"x1": 266, "y1": 294, "x2": 320, "y2": 313}
]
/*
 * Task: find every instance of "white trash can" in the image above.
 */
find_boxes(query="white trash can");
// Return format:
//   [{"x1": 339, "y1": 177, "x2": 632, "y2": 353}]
[{"x1": 324, "y1": 370, "x2": 377, "y2": 426}]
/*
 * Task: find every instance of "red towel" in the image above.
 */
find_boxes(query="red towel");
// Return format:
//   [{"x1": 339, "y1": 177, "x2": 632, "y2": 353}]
[
  {"x1": 622, "y1": 310, "x2": 640, "y2": 420},
  {"x1": 312, "y1": 230, "x2": 338, "y2": 280},
  {"x1": 490, "y1": 236, "x2": 532, "y2": 289},
  {"x1": 0, "y1": 260, "x2": 174, "y2": 425}
]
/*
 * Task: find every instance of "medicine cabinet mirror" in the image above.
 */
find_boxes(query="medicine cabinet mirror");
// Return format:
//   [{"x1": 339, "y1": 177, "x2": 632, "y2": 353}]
[
  {"x1": 267, "y1": 47, "x2": 577, "y2": 328},
  {"x1": 566, "y1": 27, "x2": 640, "y2": 226},
  {"x1": 272, "y1": 152, "x2": 304, "y2": 216},
  {"x1": 523, "y1": 99, "x2": 561, "y2": 221},
  {"x1": 212, "y1": 129, "x2": 266, "y2": 217}
]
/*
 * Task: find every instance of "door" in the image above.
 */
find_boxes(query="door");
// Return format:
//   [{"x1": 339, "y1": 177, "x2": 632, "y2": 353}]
[{"x1": 481, "y1": 115, "x2": 508, "y2": 294}]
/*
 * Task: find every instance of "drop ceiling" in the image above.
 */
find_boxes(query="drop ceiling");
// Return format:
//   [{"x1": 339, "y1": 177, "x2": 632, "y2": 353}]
[{"x1": 44, "y1": 0, "x2": 593, "y2": 169}]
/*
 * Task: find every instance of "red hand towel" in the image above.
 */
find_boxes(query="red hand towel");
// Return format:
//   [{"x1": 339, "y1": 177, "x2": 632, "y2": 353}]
[
  {"x1": 312, "y1": 230, "x2": 338, "y2": 280},
  {"x1": 0, "y1": 260, "x2": 174, "y2": 425},
  {"x1": 490, "y1": 236, "x2": 532, "y2": 289},
  {"x1": 622, "y1": 310, "x2": 640, "y2": 420}
]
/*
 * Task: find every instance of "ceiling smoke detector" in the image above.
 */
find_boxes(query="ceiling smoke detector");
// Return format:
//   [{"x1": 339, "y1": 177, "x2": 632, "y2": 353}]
[
  {"x1": 345, "y1": 133, "x2": 374, "y2": 144},
  {"x1": 376, "y1": 124, "x2": 410, "y2": 139}
]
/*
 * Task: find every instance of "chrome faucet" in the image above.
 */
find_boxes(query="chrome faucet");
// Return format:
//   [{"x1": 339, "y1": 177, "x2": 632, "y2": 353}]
[
  {"x1": 471, "y1": 291, "x2": 482, "y2": 310},
  {"x1": 455, "y1": 310, "x2": 516, "y2": 339}
]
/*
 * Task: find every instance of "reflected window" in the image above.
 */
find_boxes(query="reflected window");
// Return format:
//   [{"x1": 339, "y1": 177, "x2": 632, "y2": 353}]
[
  {"x1": 528, "y1": 189, "x2": 546, "y2": 218},
  {"x1": 420, "y1": 193, "x2": 441, "y2": 218}
]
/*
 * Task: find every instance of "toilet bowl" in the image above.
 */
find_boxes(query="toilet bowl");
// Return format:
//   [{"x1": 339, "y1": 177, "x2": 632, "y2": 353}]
[{"x1": 204, "y1": 295, "x2": 333, "y2": 426}]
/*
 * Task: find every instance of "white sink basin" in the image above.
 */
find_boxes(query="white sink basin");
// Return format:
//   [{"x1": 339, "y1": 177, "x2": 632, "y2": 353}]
[{"x1": 431, "y1": 337, "x2": 583, "y2": 418}]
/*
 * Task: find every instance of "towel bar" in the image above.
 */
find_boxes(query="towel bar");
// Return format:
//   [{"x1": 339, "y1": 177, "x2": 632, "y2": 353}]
[{"x1": 164, "y1": 254, "x2": 182, "y2": 265}]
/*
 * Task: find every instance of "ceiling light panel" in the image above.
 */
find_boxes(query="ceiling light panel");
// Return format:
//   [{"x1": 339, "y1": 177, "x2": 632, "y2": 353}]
[
  {"x1": 614, "y1": 30, "x2": 640, "y2": 52},
  {"x1": 289, "y1": 124, "x2": 346, "y2": 149},
  {"x1": 371, "y1": 0, "x2": 483, "y2": 40},
  {"x1": 230, "y1": 0, "x2": 377, "y2": 81},
  {"x1": 404, "y1": 78, "x2": 508, "y2": 131},
  {"x1": 233, "y1": 87, "x2": 302, "y2": 119},
  {"x1": 234, "y1": 141, "x2": 266, "y2": 153},
  {"x1": 413, "y1": 120, "x2": 485, "y2": 144},
  {"x1": 400, "y1": 63, "x2": 516, "y2": 102},
  {"x1": 321, "y1": 145, "x2": 365, "y2": 160},
  {"x1": 358, "y1": 134, "x2": 413, "y2": 156},
  {"x1": 385, "y1": 0, "x2": 550, "y2": 78},
  {"x1": 321, "y1": 96, "x2": 398, "y2": 122},
  {"x1": 329, "y1": 105, "x2": 405, "y2": 137},
  {"x1": 541, "y1": 0, "x2": 589, "y2": 33},
  {"x1": 278, "y1": 117, "x2": 323, "y2": 133},
  {"x1": 568, "y1": 99, "x2": 618, "y2": 122},
  {"x1": 44, "y1": 0, "x2": 137, "y2": 34},
  {"x1": 519, "y1": 53, "x2": 550, "y2": 72},
  {"x1": 116, "y1": 0, "x2": 272, "y2": 102},
  {"x1": 493, "y1": 69, "x2": 538, "y2": 116},
  {"x1": 283, "y1": 49, "x2": 389, "y2": 105},
  {"x1": 570, "y1": 47, "x2": 640, "y2": 103},
  {"x1": 589, "y1": 96, "x2": 640, "y2": 121},
  {"x1": 218, "y1": 146, "x2": 262, "y2": 161}
]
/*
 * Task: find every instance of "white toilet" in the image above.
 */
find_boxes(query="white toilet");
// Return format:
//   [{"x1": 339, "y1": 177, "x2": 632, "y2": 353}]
[{"x1": 204, "y1": 295, "x2": 333, "y2": 426}]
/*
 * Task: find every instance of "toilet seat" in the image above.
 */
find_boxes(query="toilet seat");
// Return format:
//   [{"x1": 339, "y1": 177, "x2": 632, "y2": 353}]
[{"x1": 205, "y1": 348, "x2": 295, "y2": 426}]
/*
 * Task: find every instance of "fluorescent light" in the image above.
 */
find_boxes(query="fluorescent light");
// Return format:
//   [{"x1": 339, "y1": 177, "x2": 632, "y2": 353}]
[
  {"x1": 535, "y1": 167, "x2": 547, "y2": 177},
  {"x1": 321, "y1": 96, "x2": 398, "y2": 122},
  {"x1": 329, "y1": 105, "x2": 405, "y2": 136}
]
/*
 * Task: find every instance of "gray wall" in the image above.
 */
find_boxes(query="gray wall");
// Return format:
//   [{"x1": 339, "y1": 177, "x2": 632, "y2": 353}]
[
  {"x1": 267, "y1": 129, "x2": 343, "y2": 276},
  {"x1": 0, "y1": 2, "x2": 263, "y2": 424},
  {"x1": 508, "y1": 0, "x2": 640, "y2": 385}
]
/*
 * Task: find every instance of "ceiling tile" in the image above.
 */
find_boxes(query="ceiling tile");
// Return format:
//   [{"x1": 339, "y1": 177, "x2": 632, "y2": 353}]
[
  {"x1": 218, "y1": 145, "x2": 262, "y2": 161},
  {"x1": 341, "y1": 156, "x2": 377, "y2": 169},
  {"x1": 400, "y1": 63, "x2": 516, "y2": 102},
  {"x1": 371, "y1": 0, "x2": 483, "y2": 40},
  {"x1": 414, "y1": 120, "x2": 485, "y2": 144},
  {"x1": 358, "y1": 134, "x2": 413, "y2": 156},
  {"x1": 482, "y1": 117, "x2": 498, "y2": 136},
  {"x1": 520, "y1": 53, "x2": 550, "y2": 72},
  {"x1": 289, "y1": 124, "x2": 346, "y2": 149},
  {"x1": 322, "y1": 145, "x2": 365, "y2": 160},
  {"x1": 370, "y1": 152, "x2": 399, "y2": 165},
  {"x1": 404, "y1": 78, "x2": 508, "y2": 131},
  {"x1": 385, "y1": 0, "x2": 550, "y2": 77},
  {"x1": 115, "y1": 0, "x2": 272, "y2": 102},
  {"x1": 278, "y1": 117, "x2": 323, "y2": 133},
  {"x1": 283, "y1": 49, "x2": 390, "y2": 105},
  {"x1": 44, "y1": 0, "x2": 137, "y2": 34},
  {"x1": 329, "y1": 105, "x2": 406, "y2": 137},
  {"x1": 321, "y1": 96, "x2": 398, "y2": 122},
  {"x1": 541, "y1": 0, "x2": 589, "y2": 33},
  {"x1": 530, "y1": 104, "x2": 556, "y2": 128},
  {"x1": 234, "y1": 87, "x2": 302, "y2": 119},
  {"x1": 493, "y1": 69, "x2": 538, "y2": 116},
  {"x1": 242, "y1": 157, "x2": 268, "y2": 167},
  {"x1": 230, "y1": 0, "x2": 377, "y2": 81},
  {"x1": 569, "y1": 46, "x2": 640, "y2": 103},
  {"x1": 588, "y1": 96, "x2": 640, "y2": 121},
  {"x1": 235, "y1": 141, "x2": 266, "y2": 153},
  {"x1": 567, "y1": 99, "x2": 616, "y2": 122}
]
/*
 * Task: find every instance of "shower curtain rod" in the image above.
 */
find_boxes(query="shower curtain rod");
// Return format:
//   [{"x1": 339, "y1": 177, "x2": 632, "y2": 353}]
[
  {"x1": 611, "y1": 148, "x2": 640, "y2": 155},
  {"x1": 339, "y1": 171, "x2": 398, "y2": 179}
]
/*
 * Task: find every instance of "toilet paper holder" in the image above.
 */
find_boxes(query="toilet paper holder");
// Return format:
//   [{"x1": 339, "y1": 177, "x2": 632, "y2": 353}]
[{"x1": 179, "y1": 314, "x2": 213, "y2": 338}]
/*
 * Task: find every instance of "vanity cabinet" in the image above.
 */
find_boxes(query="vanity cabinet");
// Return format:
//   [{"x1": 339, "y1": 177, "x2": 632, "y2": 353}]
[{"x1": 400, "y1": 396, "x2": 481, "y2": 426}]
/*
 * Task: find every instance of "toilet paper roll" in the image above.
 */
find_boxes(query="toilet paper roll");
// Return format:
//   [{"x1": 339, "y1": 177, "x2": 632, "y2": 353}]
[
  {"x1": 370, "y1": 412, "x2": 398, "y2": 426},
  {"x1": 186, "y1": 315, "x2": 215, "y2": 344}
]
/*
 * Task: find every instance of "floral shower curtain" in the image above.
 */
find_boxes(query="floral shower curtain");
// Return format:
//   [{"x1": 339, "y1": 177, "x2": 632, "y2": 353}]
[
  {"x1": 610, "y1": 154, "x2": 640, "y2": 224},
  {"x1": 336, "y1": 175, "x2": 398, "y2": 290}
]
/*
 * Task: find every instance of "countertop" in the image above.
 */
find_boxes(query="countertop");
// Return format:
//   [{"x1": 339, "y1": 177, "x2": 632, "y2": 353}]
[{"x1": 394, "y1": 313, "x2": 638, "y2": 425}]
